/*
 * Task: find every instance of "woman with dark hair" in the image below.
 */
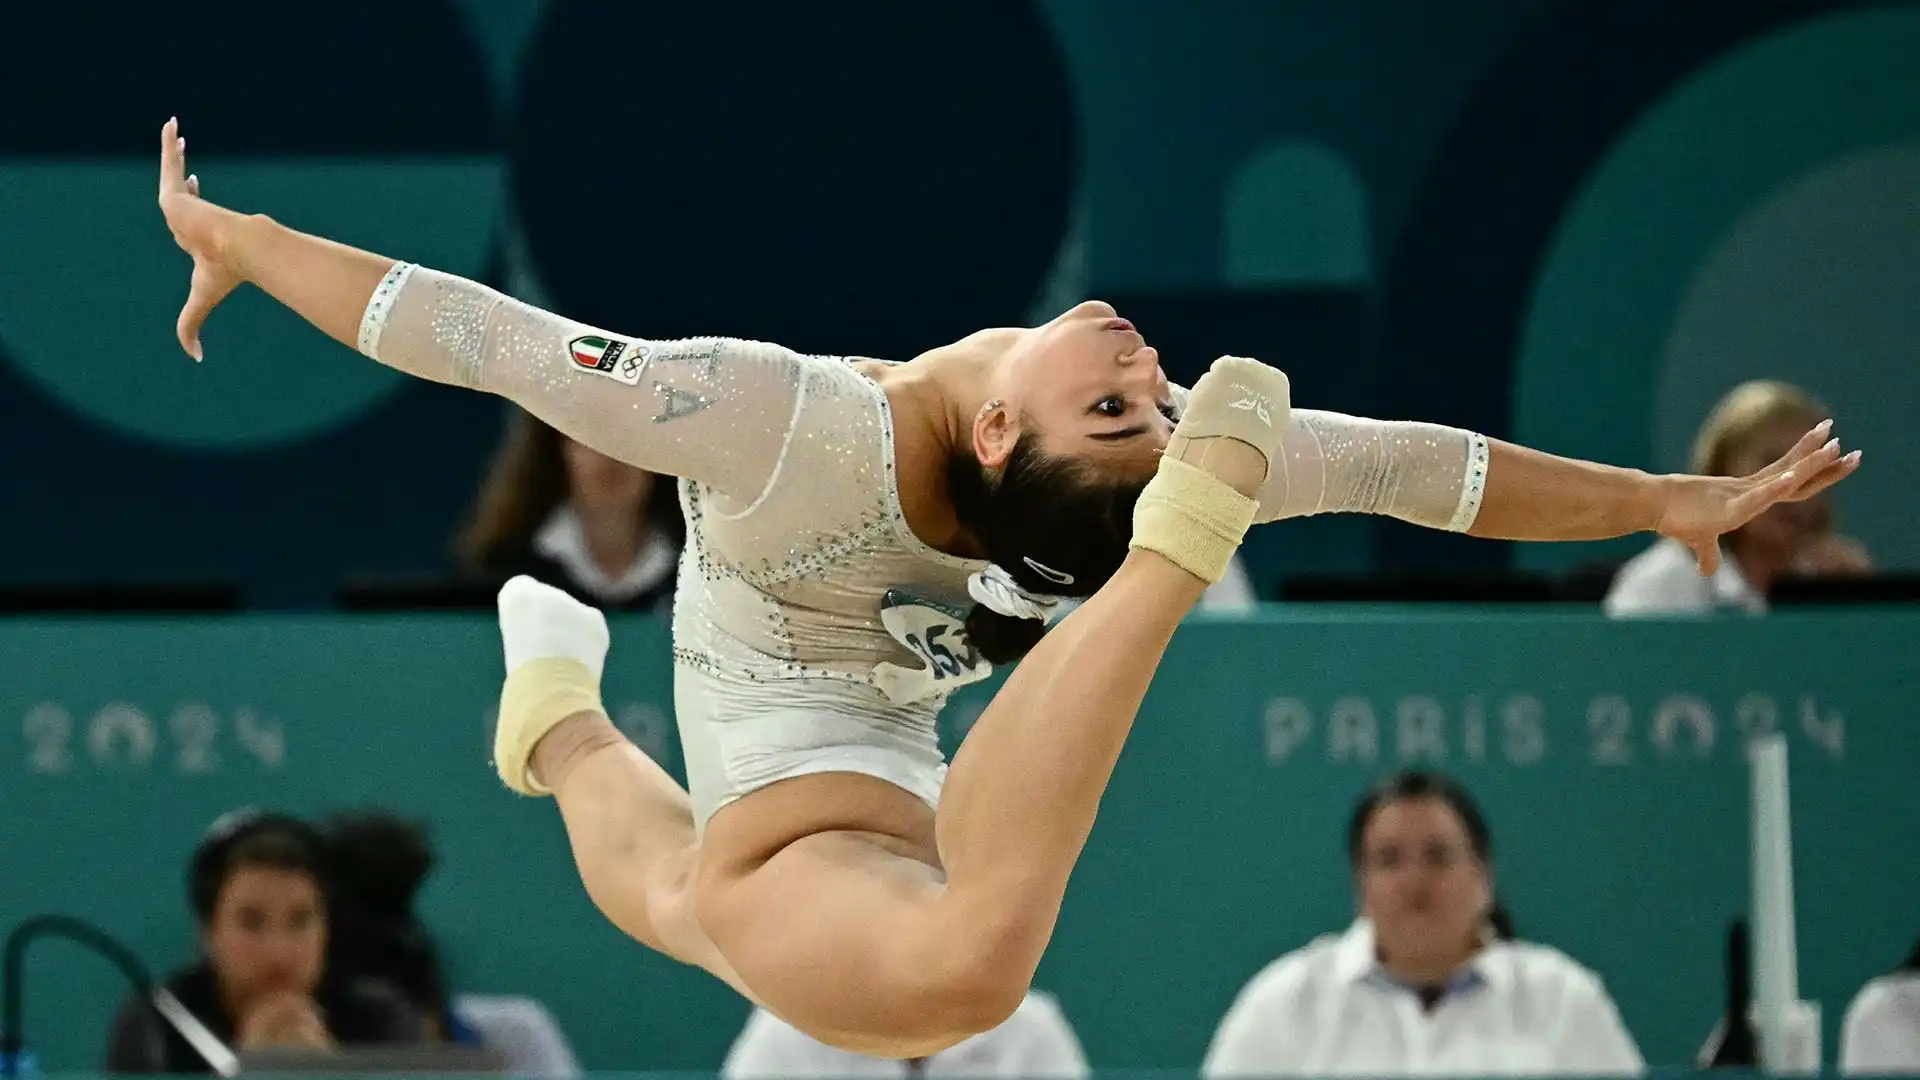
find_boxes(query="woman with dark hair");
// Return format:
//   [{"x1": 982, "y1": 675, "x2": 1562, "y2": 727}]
[
  {"x1": 455, "y1": 408, "x2": 684, "y2": 613},
  {"x1": 156, "y1": 118, "x2": 1854, "y2": 1058},
  {"x1": 103, "y1": 811, "x2": 419, "y2": 1073},
  {"x1": 321, "y1": 810, "x2": 471, "y2": 1045},
  {"x1": 1203, "y1": 771, "x2": 1642, "y2": 1077}
]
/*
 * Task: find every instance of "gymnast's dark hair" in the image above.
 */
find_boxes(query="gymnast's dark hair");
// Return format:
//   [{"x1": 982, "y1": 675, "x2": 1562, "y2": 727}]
[
  {"x1": 948, "y1": 430, "x2": 1146, "y2": 665},
  {"x1": 1348, "y1": 770, "x2": 1516, "y2": 940}
]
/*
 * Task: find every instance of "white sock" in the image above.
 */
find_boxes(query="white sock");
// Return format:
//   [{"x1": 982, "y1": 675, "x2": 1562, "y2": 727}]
[{"x1": 496, "y1": 576, "x2": 610, "y2": 680}]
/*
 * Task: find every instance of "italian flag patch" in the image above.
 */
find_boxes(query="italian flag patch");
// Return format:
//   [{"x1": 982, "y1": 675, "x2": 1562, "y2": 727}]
[
  {"x1": 569, "y1": 335, "x2": 624, "y2": 371},
  {"x1": 566, "y1": 335, "x2": 644, "y2": 385}
]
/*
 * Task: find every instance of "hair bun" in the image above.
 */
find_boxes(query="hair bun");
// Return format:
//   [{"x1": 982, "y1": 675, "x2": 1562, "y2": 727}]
[{"x1": 964, "y1": 603, "x2": 1049, "y2": 665}]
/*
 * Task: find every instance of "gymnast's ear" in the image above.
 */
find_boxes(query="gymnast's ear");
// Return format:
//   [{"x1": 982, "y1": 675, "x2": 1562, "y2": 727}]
[{"x1": 971, "y1": 398, "x2": 1019, "y2": 471}]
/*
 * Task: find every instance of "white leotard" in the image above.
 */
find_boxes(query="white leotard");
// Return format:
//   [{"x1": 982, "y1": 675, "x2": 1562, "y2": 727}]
[{"x1": 357, "y1": 263, "x2": 1488, "y2": 826}]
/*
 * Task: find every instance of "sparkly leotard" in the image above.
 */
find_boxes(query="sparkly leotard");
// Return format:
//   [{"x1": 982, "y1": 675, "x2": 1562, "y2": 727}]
[{"x1": 357, "y1": 263, "x2": 1489, "y2": 827}]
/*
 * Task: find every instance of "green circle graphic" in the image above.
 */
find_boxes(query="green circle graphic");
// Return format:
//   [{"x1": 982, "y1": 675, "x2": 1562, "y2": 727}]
[
  {"x1": 1512, "y1": 7, "x2": 1920, "y2": 569},
  {"x1": 0, "y1": 160, "x2": 503, "y2": 450}
]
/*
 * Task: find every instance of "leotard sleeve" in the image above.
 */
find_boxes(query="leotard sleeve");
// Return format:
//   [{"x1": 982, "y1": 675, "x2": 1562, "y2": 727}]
[
  {"x1": 1168, "y1": 384, "x2": 1488, "y2": 532},
  {"x1": 356, "y1": 261, "x2": 808, "y2": 507},
  {"x1": 1254, "y1": 409, "x2": 1488, "y2": 531}
]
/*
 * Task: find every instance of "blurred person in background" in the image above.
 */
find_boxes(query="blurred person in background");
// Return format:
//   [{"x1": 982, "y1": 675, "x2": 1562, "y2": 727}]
[
  {"x1": 724, "y1": 991, "x2": 1087, "y2": 1080},
  {"x1": 1203, "y1": 556, "x2": 1259, "y2": 611},
  {"x1": 1606, "y1": 380, "x2": 1871, "y2": 617},
  {"x1": 1202, "y1": 771, "x2": 1642, "y2": 1077},
  {"x1": 322, "y1": 810, "x2": 471, "y2": 1044},
  {"x1": 455, "y1": 407, "x2": 684, "y2": 612},
  {"x1": 104, "y1": 810, "x2": 420, "y2": 1073},
  {"x1": 1840, "y1": 937, "x2": 1920, "y2": 1074},
  {"x1": 325, "y1": 808, "x2": 582, "y2": 1076}
]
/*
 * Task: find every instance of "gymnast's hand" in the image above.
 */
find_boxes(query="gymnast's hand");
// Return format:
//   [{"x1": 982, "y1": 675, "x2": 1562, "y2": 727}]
[
  {"x1": 1654, "y1": 420, "x2": 1860, "y2": 575},
  {"x1": 156, "y1": 117, "x2": 245, "y2": 361}
]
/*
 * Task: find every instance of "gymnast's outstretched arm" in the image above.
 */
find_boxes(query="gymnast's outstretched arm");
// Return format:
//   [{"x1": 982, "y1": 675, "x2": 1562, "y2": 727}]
[
  {"x1": 157, "y1": 120, "x2": 801, "y2": 506},
  {"x1": 1256, "y1": 409, "x2": 1857, "y2": 572},
  {"x1": 1166, "y1": 386, "x2": 1855, "y2": 572}
]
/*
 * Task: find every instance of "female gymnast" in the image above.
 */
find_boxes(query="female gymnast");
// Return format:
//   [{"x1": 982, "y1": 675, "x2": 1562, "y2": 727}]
[{"x1": 154, "y1": 119, "x2": 1858, "y2": 1057}]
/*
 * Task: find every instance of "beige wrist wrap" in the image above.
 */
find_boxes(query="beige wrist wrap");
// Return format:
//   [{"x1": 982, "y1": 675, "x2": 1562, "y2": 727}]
[{"x1": 1129, "y1": 356, "x2": 1292, "y2": 584}]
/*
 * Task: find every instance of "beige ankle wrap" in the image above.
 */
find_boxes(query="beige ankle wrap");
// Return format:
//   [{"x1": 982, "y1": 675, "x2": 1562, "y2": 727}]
[
  {"x1": 494, "y1": 657, "x2": 605, "y2": 796},
  {"x1": 1130, "y1": 457, "x2": 1259, "y2": 584}
]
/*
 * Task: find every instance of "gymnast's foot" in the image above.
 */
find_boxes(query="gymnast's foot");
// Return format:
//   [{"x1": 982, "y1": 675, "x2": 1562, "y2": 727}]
[
  {"x1": 497, "y1": 575, "x2": 610, "y2": 678},
  {"x1": 493, "y1": 576, "x2": 613, "y2": 795}
]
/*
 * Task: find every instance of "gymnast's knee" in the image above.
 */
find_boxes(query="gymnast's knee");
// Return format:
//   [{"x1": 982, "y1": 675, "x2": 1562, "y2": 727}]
[
  {"x1": 913, "y1": 907, "x2": 1040, "y2": 1037},
  {"x1": 852, "y1": 958, "x2": 1026, "y2": 1057},
  {"x1": 926, "y1": 962, "x2": 1029, "y2": 1040},
  {"x1": 815, "y1": 907, "x2": 1035, "y2": 1052}
]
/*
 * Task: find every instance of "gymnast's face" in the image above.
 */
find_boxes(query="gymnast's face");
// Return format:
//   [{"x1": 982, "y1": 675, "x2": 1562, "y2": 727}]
[
  {"x1": 977, "y1": 300, "x2": 1173, "y2": 479},
  {"x1": 1355, "y1": 797, "x2": 1493, "y2": 968}
]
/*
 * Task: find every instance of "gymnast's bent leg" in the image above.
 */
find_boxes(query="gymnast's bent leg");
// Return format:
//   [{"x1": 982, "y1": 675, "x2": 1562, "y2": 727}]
[
  {"x1": 490, "y1": 578, "x2": 757, "y2": 1003},
  {"x1": 694, "y1": 358, "x2": 1291, "y2": 1054}
]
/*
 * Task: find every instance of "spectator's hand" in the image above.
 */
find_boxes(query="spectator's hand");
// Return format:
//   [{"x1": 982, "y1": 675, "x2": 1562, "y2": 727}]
[
  {"x1": 237, "y1": 992, "x2": 334, "y2": 1051},
  {"x1": 1656, "y1": 421, "x2": 1859, "y2": 575},
  {"x1": 1794, "y1": 532, "x2": 1874, "y2": 577}
]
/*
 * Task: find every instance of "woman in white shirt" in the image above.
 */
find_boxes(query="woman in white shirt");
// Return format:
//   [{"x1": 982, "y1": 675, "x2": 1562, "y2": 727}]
[
  {"x1": 1841, "y1": 942, "x2": 1920, "y2": 1075},
  {"x1": 455, "y1": 408, "x2": 684, "y2": 613},
  {"x1": 1203, "y1": 771, "x2": 1643, "y2": 1077}
]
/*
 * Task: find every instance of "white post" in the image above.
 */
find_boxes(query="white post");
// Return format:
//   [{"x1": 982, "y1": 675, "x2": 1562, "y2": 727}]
[{"x1": 1750, "y1": 733, "x2": 1820, "y2": 1072}]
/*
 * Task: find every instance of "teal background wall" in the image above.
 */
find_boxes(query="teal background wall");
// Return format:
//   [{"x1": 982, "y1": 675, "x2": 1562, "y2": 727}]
[{"x1": 6, "y1": 612, "x2": 1917, "y2": 1072}]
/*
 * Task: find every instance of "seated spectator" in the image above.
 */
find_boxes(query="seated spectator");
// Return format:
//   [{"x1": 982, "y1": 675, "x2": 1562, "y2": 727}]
[
  {"x1": 321, "y1": 809, "x2": 472, "y2": 1045},
  {"x1": 1606, "y1": 380, "x2": 1870, "y2": 617},
  {"x1": 104, "y1": 810, "x2": 419, "y2": 1073},
  {"x1": 1202, "y1": 771, "x2": 1642, "y2": 1077},
  {"x1": 455, "y1": 408, "x2": 684, "y2": 612},
  {"x1": 1840, "y1": 939, "x2": 1920, "y2": 1074},
  {"x1": 323, "y1": 809, "x2": 582, "y2": 1074},
  {"x1": 723, "y1": 991, "x2": 1087, "y2": 1079},
  {"x1": 451, "y1": 994, "x2": 581, "y2": 1080}
]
